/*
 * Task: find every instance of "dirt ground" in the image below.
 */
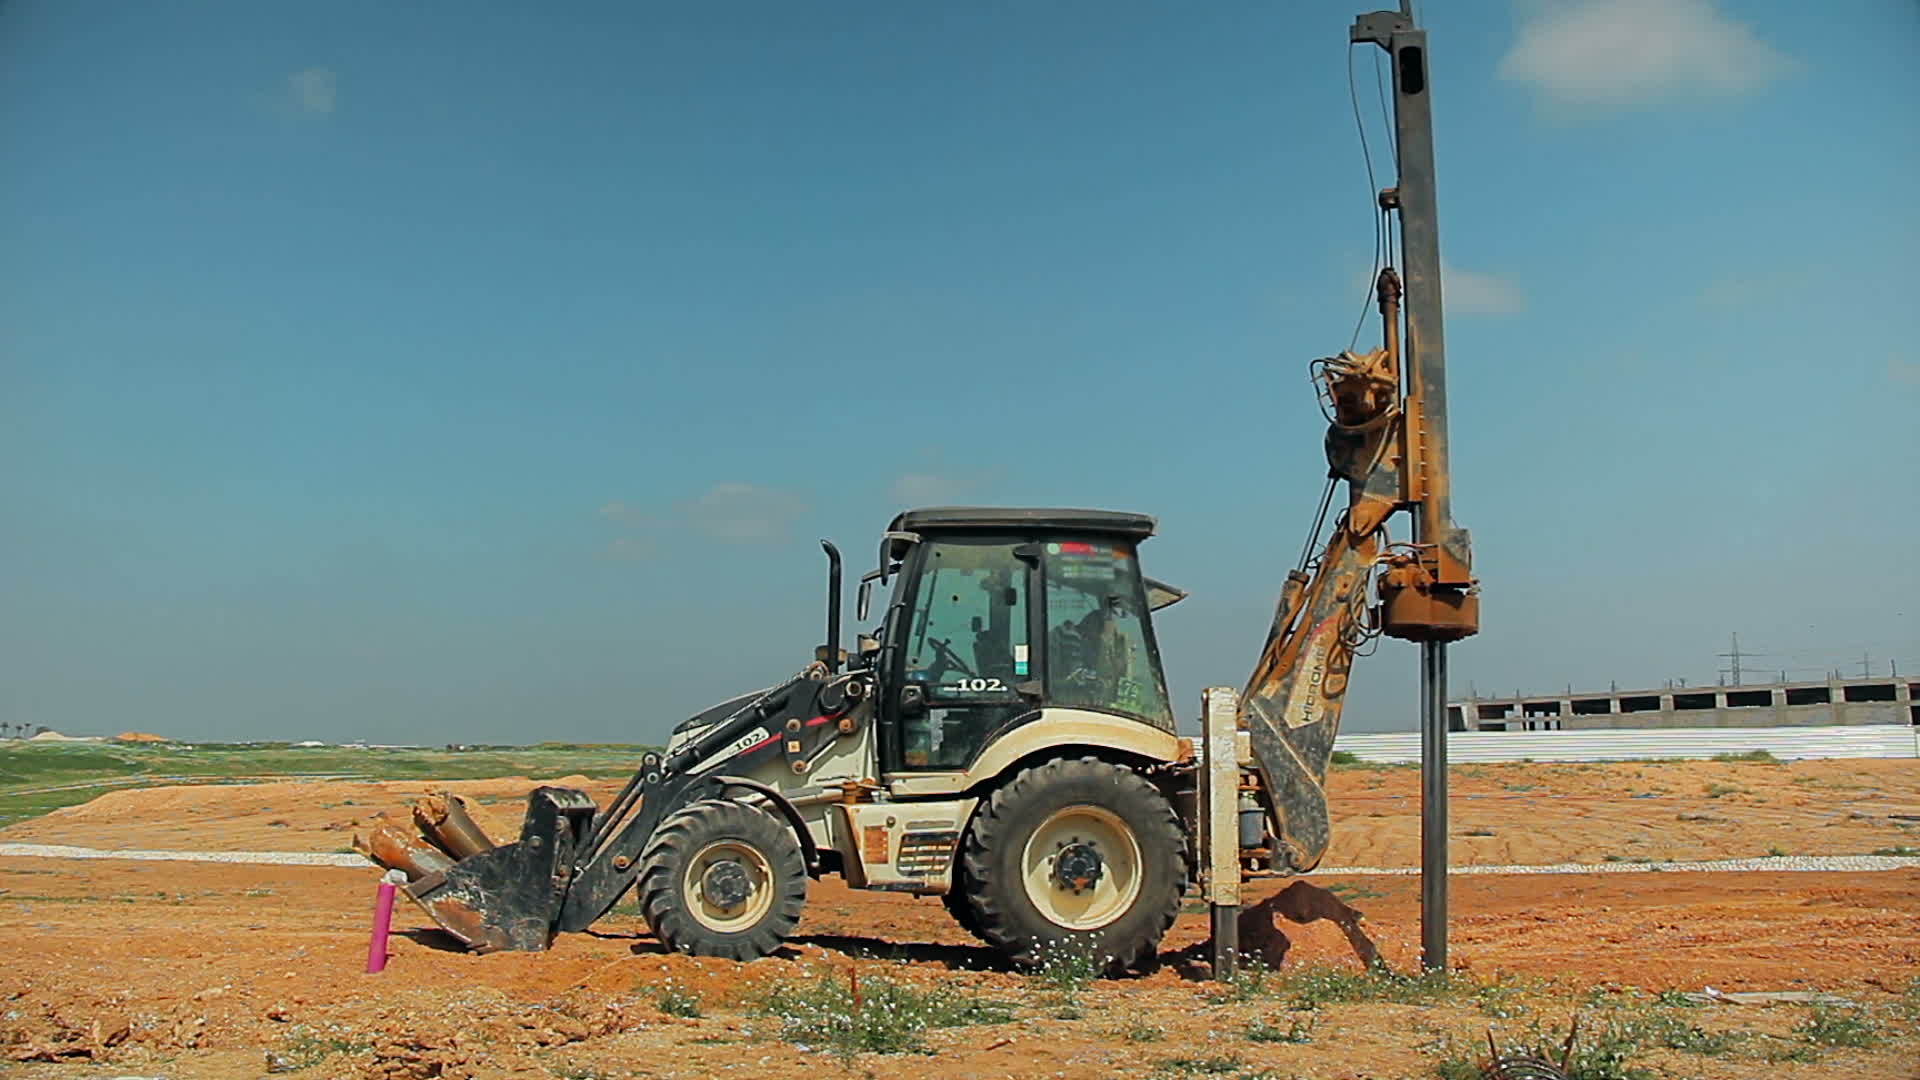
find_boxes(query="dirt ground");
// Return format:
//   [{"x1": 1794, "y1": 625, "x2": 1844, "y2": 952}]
[
  {"x1": 8, "y1": 758, "x2": 1918, "y2": 867},
  {"x1": 2, "y1": 759, "x2": 1918, "y2": 1079}
]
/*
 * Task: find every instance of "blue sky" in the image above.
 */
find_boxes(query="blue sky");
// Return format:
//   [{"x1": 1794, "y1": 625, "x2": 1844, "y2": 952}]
[{"x1": 3, "y1": 1, "x2": 1915, "y2": 744}]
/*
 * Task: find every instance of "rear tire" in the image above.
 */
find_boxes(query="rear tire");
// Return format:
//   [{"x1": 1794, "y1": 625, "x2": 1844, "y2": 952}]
[
  {"x1": 961, "y1": 756, "x2": 1186, "y2": 970},
  {"x1": 638, "y1": 799, "x2": 807, "y2": 961}
]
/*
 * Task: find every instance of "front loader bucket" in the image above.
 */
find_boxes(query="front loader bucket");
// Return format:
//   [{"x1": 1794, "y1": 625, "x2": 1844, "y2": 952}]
[{"x1": 383, "y1": 786, "x2": 597, "y2": 953}]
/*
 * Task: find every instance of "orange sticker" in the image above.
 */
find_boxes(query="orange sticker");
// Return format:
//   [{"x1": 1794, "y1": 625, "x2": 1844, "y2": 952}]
[{"x1": 862, "y1": 825, "x2": 891, "y2": 864}]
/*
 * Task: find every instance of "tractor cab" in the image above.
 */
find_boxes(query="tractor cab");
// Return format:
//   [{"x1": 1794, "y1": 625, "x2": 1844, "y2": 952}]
[{"x1": 855, "y1": 507, "x2": 1183, "y2": 773}]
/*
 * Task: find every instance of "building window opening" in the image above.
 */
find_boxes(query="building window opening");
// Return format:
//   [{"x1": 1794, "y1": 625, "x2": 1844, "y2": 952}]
[{"x1": 1843, "y1": 683, "x2": 1896, "y2": 703}]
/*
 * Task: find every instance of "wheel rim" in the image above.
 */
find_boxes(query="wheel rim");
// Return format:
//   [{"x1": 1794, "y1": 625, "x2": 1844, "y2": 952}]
[
  {"x1": 682, "y1": 839, "x2": 775, "y2": 933},
  {"x1": 1020, "y1": 804, "x2": 1142, "y2": 931}
]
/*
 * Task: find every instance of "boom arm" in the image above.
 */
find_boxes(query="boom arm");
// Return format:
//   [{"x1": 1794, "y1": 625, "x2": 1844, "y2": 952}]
[{"x1": 1239, "y1": 269, "x2": 1478, "y2": 873}]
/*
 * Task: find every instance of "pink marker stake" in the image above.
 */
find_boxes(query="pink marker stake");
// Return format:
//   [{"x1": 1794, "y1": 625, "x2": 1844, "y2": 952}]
[{"x1": 366, "y1": 875, "x2": 399, "y2": 973}]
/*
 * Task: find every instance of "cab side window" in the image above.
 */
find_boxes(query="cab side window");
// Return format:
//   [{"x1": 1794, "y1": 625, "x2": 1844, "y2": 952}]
[{"x1": 1044, "y1": 542, "x2": 1173, "y2": 728}]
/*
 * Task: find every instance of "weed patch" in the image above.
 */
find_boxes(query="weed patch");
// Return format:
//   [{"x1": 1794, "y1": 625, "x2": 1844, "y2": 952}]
[
  {"x1": 753, "y1": 968, "x2": 1013, "y2": 1057},
  {"x1": 1798, "y1": 1006, "x2": 1880, "y2": 1048},
  {"x1": 652, "y1": 979, "x2": 702, "y2": 1019},
  {"x1": 1031, "y1": 935, "x2": 1108, "y2": 996},
  {"x1": 1323, "y1": 881, "x2": 1383, "y2": 902},
  {"x1": 278, "y1": 1030, "x2": 371, "y2": 1071},
  {"x1": 1158, "y1": 1053, "x2": 1245, "y2": 1074},
  {"x1": 1276, "y1": 965, "x2": 1463, "y2": 1010},
  {"x1": 1244, "y1": 1014, "x2": 1315, "y2": 1044}
]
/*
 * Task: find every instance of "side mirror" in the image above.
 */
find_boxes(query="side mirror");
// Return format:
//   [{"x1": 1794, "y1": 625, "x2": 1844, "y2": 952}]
[
  {"x1": 856, "y1": 579, "x2": 874, "y2": 622},
  {"x1": 898, "y1": 683, "x2": 928, "y2": 718}
]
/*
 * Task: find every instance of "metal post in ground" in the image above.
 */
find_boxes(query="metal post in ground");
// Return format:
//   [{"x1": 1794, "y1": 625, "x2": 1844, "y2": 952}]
[
  {"x1": 1354, "y1": 2, "x2": 1462, "y2": 972},
  {"x1": 1201, "y1": 686, "x2": 1241, "y2": 979},
  {"x1": 1419, "y1": 642, "x2": 1448, "y2": 970}
]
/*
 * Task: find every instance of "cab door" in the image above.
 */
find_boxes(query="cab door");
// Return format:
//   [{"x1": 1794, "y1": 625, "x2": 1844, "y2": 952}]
[{"x1": 885, "y1": 536, "x2": 1036, "y2": 770}]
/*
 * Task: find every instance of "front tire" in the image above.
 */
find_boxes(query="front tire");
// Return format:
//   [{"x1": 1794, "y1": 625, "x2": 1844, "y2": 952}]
[
  {"x1": 637, "y1": 799, "x2": 807, "y2": 961},
  {"x1": 942, "y1": 865, "x2": 987, "y2": 943},
  {"x1": 961, "y1": 756, "x2": 1185, "y2": 970}
]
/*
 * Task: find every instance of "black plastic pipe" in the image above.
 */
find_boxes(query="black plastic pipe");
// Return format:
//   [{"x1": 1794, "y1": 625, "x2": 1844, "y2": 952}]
[{"x1": 821, "y1": 540, "x2": 842, "y2": 674}]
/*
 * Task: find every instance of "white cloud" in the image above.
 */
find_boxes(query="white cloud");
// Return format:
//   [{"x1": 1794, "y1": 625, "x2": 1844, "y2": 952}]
[
  {"x1": 598, "y1": 500, "x2": 652, "y2": 524},
  {"x1": 595, "y1": 485, "x2": 808, "y2": 558},
  {"x1": 1351, "y1": 263, "x2": 1524, "y2": 317},
  {"x1": 679, "y1": 483, "x2": 808, "y2": 543},
  {"x1": 1499, "y1": 0, "x2": 1791, "y2": 107},
  {"x1": 1696, "y1": 268, "x2": 1808, "y2": 310},
  {"x1": 1445, "y1": 263, "x2": 1525, "y2": 316},
  {"x1": 288, "y1": 67, "x2": 337, "y2": 115},
  {"x1": 889, "y1": 468, "x2": 998, "y2": 507},
  {"x1": 600, "y1": 536, "x2": 657, "y2": 561}
]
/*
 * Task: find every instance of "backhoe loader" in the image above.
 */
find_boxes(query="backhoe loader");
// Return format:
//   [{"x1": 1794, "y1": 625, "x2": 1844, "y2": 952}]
[
  {"x1": 363, "y1": 261, "x2": 1476, "y2": 969},
  {"x1": 363, "y1": 8, "x2": 1478, "y2": 971}
]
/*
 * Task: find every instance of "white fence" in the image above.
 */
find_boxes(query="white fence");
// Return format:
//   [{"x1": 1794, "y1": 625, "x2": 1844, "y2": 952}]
[{"x1": 1332, "y1": 724, "x2": 1920, "y2": 764}]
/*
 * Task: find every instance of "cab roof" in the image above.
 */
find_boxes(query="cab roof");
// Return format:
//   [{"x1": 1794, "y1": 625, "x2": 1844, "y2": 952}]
[{"x1": 887, "y1": 506, "x2": 1157, "y2": 545}]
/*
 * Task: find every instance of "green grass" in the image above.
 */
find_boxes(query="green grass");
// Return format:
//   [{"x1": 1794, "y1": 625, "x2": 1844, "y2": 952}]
[
  {"x1": 1275, "y1": 965, "x2": 1465, "y2": 1010},
  {"x1": 1328, "y1": 750, "x2": 1363, "y2": 766},
  {"x1": 752, "y1": 968, "x2": 1013, "y2": 1057},
  {"x1": 0, "y1": 741, "x2": 658, "y2": 827},
  {"x1": 1711, "y1": 749, "x2": 1779, "y2": 763},
  {"x1": 653, "y1": 979, "x2": 703, "y2": 1019},
  {"x1": 1244, "y1": 1014, "x2": 1315, "y2": 1044},
  {"x1": 1797, "y1": 1007, "x2": 1880, "y2": 1048},
  {"x1": 277, "y1": 1031, "x2": 372, "y2": 1071},
  {"x1": 1474, "y1": 981, "x2": 1533, "y2": 1019},
  {"x1": 1158, "y1": 1053, "x2": 1245, "y2": 1075},
  {"x1": 1031, "y1": 935, "x2": 1109, "y2": 996},
  {"x1": 1870, "y1": 845, "x2": 1920, "y2": 857},
  {"x1": 1703, "y1": 783, "x2": 1744, "y2": 799}
]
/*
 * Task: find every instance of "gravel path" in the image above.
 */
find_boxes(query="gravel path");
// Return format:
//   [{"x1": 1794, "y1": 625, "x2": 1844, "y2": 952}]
[
  {"x1": 1317, "y1": 854, "x2": 1920, "y2": 876},
  {"x1": 2, "y1": 842, "x2": 1916, "y2": 876},
  {"x1": 0, "y1": 843, "x2": 367, "y2": 867}
]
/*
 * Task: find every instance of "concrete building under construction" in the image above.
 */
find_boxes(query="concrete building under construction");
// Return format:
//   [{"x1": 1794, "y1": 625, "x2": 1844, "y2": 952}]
[{"x1": 1450, "y1": 675, "x2": 1918, "y2": 732}]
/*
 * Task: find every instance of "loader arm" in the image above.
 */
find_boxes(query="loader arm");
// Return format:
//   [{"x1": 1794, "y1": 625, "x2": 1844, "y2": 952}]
[
  {"x1": 1239, "y1": 269, "x2": 1476, "y2": 873},
  {"x1": 397, "y1": 665, "x2": 833, "y2": 951}
]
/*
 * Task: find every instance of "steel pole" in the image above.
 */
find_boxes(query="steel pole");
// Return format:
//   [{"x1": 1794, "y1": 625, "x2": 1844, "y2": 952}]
[
  {"x1": 1356, "y1": 5, "x2": 1456, "y2": 973},
  {"x1": 1419, "y1": 642, "x2": 1447, "y2": 970}
]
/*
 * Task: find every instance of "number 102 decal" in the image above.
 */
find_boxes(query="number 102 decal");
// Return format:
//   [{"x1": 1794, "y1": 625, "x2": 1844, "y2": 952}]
[{"x1": 947, "y1": 677, "x2": 1006, "y2": 694}]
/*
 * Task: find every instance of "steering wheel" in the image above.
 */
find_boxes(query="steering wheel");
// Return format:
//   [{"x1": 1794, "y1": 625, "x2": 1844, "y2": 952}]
[{"x1": 926, "y1": 637, "x2": 977, "y2": 680}]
